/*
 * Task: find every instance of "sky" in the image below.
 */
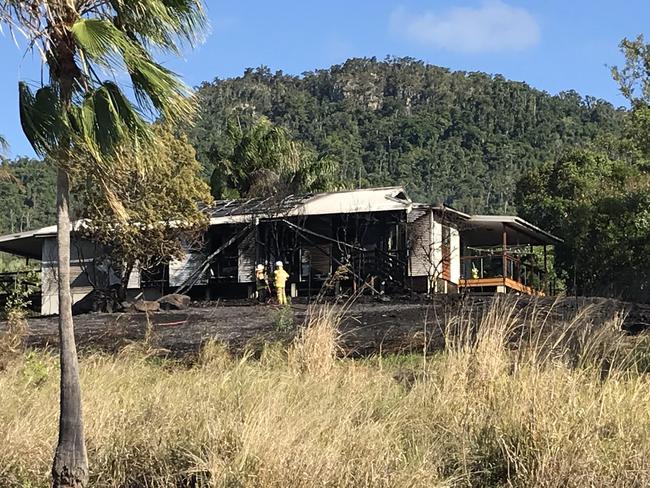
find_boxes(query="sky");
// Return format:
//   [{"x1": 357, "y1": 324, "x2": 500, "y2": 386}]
[{"x1": 0, "y1": 0, "x2": 648, "y2": 158}]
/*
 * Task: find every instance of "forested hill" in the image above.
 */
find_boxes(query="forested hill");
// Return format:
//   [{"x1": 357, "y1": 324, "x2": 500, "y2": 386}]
[
  {"x1": 0, "y1": 158, "x2": 56, "y2": 235},
  {"x1": 190, "y1": 57, "x2": 623, "y2": 213},
  {"x1": 0, "y1": 57, "x2": 625, "y2": 237}
]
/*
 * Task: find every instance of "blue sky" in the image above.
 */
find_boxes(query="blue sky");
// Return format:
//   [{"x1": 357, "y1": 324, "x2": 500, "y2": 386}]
[{"x1": 1, "y1": 0, "x2": 648, "y2": 157}]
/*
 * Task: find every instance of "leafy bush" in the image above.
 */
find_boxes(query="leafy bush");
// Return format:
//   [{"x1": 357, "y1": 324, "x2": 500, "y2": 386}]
[{"x1": 1, "y1": 270, "x2": 39, "y2": 318}]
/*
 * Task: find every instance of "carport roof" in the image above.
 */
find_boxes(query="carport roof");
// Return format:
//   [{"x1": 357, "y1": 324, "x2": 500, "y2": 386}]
[
  {"x1": 0, "y1": 225, "x2": 57, "y2": 259},
  {"x1": 463, "y1": 215, "x2": 563, "y2": 246}
]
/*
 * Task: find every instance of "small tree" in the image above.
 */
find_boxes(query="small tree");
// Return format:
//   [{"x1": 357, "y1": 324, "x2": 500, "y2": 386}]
[
  {"x1": 74, "y1": 125, "x2": 211, "y2": 306},
  {"x1": 612, "y1": 35, "x2": 650, "y2": 107}
]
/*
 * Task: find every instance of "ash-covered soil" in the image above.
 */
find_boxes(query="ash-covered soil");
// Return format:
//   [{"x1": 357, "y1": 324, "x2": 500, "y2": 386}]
[{"x1": 7, "y1": 295, "x2": 650, "y2": 358}]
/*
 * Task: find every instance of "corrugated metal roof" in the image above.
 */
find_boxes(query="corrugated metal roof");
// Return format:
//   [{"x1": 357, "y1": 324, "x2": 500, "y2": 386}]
[
  {"x1": 0, "y1": 188, "x2": 562, "y2": 258},
  {"x1": 466, "y1": 215, "x2": 563, "y2": 244},
  {"x1": 0, "y1": 188, "x2": 413, "y2": 256},
  {"x1": 0, "y1": 220, "x2": 91, "y2": 244},
  {"x1": 0, "y1": 222, "x2": 88, "y2": 259},
  {"x1": 0, "y1": 226, "x2": 56, "y2": 243}
]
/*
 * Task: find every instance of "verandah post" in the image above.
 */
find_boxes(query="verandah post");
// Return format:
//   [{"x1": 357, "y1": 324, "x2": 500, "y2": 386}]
[{"x1": 502, "y1": 224, "x2": 508, "y2": 289}]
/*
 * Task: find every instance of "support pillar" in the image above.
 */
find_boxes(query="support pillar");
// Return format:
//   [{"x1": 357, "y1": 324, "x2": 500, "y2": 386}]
[
  {"x1": 502, "y1": 224, "x2": 508, "y2": 280},
  {"x1": 543, "y1": 244, "x2": 551, "y2": 294}
]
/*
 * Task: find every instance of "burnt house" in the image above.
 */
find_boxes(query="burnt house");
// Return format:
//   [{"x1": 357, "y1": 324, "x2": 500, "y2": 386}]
[
  {"x1": 172, "y1": 187, "x2": 461, "y2": 298},
  {"x1": 0, "y1": 187, "x2": 559, "y2": 316}
]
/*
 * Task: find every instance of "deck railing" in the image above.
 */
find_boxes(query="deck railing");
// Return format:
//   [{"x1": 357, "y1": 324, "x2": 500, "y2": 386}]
[{"x1": 460, "y1": 253, "x2": 547, "y2": 292}]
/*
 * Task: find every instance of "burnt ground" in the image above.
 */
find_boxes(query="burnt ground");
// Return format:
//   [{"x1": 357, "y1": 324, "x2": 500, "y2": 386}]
[{"x1": 6, "y1": 295, "x2": 650, "y2": 358}]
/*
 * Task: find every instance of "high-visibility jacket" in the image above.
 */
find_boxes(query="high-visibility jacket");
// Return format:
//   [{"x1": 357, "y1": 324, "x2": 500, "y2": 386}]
[{"x1": 274, "y1": 268, "x2": 289, "y2": 288}]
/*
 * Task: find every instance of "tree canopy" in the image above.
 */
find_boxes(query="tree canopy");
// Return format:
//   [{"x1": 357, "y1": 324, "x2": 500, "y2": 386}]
[
  {"x1": 0, "y1": 157, "x2": 56, "y2": 233},
  {"x1": 74, "y1": 125, "x2": 211, "y2": 303},
  {"x1": 515, "y1": 147, "x2": 650, "y2": 301},
  {"x1": 515, "y1": 39, "x2": 650, "y2": 302}
]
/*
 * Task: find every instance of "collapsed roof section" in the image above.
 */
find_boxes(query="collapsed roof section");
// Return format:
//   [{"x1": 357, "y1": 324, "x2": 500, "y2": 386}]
[
  {"x1": 409, "y1": 203, "x2": 471, "y2": 224},
  {"x1": 206, "y1": 187, "x2": 413, "y2": 225}
]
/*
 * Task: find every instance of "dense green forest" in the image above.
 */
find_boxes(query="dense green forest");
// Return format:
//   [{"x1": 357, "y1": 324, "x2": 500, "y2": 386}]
[
  {"x1": 190, "y1": 57, "x2": 624, "y2": 213},
  {"x1": 0, "y1": 158, "x2": 55, "y2": 272},
  {"x1": 0, "y1": 157, "x2": 56, "y2": 234}
]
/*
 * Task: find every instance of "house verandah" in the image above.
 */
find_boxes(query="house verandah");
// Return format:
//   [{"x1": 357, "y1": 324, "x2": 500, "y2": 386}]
[
  {"x1": 458, "y1": 216, "x2": 562, "y2": 296},
  {"x1": 0, "y1": 187, "x2": 561, "y2": 316}
]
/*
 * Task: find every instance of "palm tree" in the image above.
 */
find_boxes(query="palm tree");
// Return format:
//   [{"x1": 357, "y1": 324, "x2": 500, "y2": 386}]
[
  {"x1": 211, "y1": 116, "x2": 344, "y2": 199},
  {"x1": 0, "y1": 3, "x2": 207, "y2": 486}
]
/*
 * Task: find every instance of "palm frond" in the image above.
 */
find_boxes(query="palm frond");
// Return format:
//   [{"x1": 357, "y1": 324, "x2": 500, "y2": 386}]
[
  {"x1": 70, "y1": 81, "x2": 151, "y2": 157},
  {"x1": 71, "y1": 18, "x2": 133, "y2": 70},
  {"x1": 127, "y1": 54, "x2": 195, "y2": 119},
  {"x1": 108, "y1": 0, "x2": 208, "y2": 52},
  {"x1": 5, "y1": 0, "x2": 207, "y2": 165},
  {"x1": 0, "y1": 134, "x2": 8, "y2": 155},
  {"x1": 18, "y1": 82, "x2": 66, "y2": 156},
  {"x1": 72, "y1": 16, "x2": 196, "y2": 122}
]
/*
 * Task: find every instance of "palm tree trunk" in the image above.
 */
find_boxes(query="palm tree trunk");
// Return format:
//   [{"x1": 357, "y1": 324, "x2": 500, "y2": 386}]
[{"x1": 52, "y1": 168, "x2": 88, "y2": 488}]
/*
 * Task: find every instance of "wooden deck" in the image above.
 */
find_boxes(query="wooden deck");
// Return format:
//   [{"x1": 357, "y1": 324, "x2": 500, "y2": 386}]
[{"x1": 459, "y1": 277, "x2": 544, "y2": 296}]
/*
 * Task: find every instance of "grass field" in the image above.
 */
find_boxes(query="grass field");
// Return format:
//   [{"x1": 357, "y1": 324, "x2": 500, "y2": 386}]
[{"x1": 1, "y1": 300, "x2": 650, "y2": 487}]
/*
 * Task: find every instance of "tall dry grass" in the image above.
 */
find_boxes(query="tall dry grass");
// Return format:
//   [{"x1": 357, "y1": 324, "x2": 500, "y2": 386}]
[
  {"x1": 288, "y1": 303, "x2": 342, "y2": 376},
  {"x1": 1, "y1": 298, "x2": 650, "y2": 487},
  {"x1": 0, "y1": 308, "x2": 28, "y2": 370}
]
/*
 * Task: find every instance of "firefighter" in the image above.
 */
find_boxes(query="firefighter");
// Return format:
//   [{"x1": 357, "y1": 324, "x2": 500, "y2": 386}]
[
  {"x1": 273, "y1": 261, "x2": 290, "y2": 305},
  {"x1": 255, "y1": 264, "x2": 270, "y2": 303},
  {"x1": 471, "y1": 264, "x2": 480, "y2": 280}
]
